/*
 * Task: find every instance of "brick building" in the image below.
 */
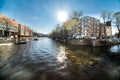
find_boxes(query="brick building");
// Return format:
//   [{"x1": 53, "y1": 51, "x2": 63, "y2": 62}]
[
  {"x1": 0, "y1": 14, "x2": 33, "y2": 38},
  {"x1": 63, "y1": 16, "x2": 112, "y2": 38}
]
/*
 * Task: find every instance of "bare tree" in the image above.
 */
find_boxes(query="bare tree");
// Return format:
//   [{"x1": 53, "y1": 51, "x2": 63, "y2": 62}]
[
  {"x1": 101, "y1": 10, "x2": 107, "y2": 37},
  {"x1": 70, "y1": 10, "x2": 83, "y2": 19},
  {"x1": 0, "y1": 19, "x2": 9, "y2": 38},
  {"x1": 101, "y1": 10, "x2": 113, "y2": 37},
  {"x1": 69, "y1": 10, "x2": 83, "y2": 38},
  {"x1": 52, "y1": 24, "x2": 62, "y2": 39},
  {"x1": 107, "y1": 11, "x2": 113, "y2": 21},
  {"x1": 113, "y1": 12, "x2": 120, "y2": 38}
]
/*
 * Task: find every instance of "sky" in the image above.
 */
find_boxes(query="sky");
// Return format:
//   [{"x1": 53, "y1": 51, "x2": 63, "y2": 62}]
[{"x1": 0, "y1": 0, "x2": 120, "y2": 34}]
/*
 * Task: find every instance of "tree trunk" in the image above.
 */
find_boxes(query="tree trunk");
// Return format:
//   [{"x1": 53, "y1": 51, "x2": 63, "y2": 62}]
[
  {"x1": 104, "y1": 20, "x2": 106, "y2": 37},
  {"x1": 117, "y1": 25, "x2": 120, "y2": 38}
]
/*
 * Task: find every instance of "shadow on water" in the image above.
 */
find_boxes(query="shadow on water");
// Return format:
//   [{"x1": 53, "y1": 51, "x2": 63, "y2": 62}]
[{"x1": 0, "y1": 38, "x2": 120, "y2": 80}]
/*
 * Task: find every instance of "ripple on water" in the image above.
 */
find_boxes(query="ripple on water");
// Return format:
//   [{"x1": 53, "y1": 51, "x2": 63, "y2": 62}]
[{"x1": 1, "y1": 38, "x2": 120, "y2": 80}]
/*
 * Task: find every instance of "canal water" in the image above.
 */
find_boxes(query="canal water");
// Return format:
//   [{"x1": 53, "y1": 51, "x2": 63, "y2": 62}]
[{"x1": 0, "y1": 37, "x2": 120, "y2": 80}]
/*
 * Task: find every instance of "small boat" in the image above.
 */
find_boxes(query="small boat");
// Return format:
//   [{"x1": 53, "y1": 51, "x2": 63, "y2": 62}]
[
  {"x1": 33, "y1": 37, "x2": 39, "y2": 40},
  {"x1": 14, "y1": 41, "x2": 27, "y2": 44}
]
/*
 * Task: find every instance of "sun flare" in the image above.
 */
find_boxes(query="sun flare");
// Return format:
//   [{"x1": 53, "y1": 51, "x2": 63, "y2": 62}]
[{"x1": 57, "y1": 10, "x2": 68, "y2": 23}]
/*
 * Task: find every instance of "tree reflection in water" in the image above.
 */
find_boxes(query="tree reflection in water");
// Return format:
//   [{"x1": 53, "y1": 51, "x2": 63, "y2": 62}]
[{"x1": 0, "y1": 38, "x2": 120, "y2": 80}]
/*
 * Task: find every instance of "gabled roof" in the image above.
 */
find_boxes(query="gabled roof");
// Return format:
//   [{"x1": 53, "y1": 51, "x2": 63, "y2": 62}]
[
  {"x1": 0, "y1": 14, "x2": 19, "y2": 27},
  {"x1": 0, "y1": 14, "x2": 32, "y2": 31}
]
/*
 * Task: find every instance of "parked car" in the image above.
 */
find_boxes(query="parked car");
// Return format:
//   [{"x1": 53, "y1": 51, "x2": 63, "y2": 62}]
[
  {"x1": 75, "y1": 35, "x2": 84, "y2": 39},
  {"x1": 90, "y1": 37, "x2": 96, "y2": 39}
]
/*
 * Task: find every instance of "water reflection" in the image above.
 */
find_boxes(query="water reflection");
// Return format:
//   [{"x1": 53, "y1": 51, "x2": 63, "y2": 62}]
[
  {"x1": 0, "y1": 43, "x2": 18, "y2": 62},
  {"x1": 110, "y1": 45, "x2": 120, "y2": 54},
  {"x1": 57, "y1": 46, "x2": 66, "y2": 62},
  {"x1": 0, "y1": 38, "x2": 120, "y2": 80}
]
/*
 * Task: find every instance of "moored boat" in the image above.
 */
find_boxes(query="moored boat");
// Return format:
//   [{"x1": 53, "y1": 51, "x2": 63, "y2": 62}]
[
  {"x1": 14, "y1": 41, "x2": 27, "y2": 44},
  {"x1": 33, "y1": 37, "x2": 39, "y2": 40}
]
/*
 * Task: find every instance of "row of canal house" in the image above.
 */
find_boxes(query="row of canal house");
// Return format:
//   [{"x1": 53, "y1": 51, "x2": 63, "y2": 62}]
[
  {"x1": 0, "y1": 14, "x2": 33, "y2": 38},
  {"x1": 63, "y1": 16, "x2": 112, "y2": 39}
]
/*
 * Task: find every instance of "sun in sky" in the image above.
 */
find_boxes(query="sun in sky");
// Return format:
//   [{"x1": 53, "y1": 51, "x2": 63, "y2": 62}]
[
  {"x1": 1, "y1": 0, "x2": 120, "y2": 34},
  {"x1": 56, "y1": 10, "x2": 68, "y2": 23}
]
